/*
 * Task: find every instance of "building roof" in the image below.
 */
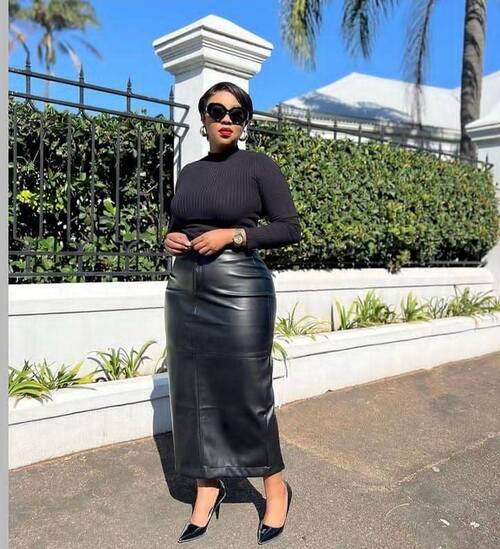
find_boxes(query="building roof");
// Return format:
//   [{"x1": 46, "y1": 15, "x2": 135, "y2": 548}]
[{"x1": 279, "y1": 71, "x2": 500, "y2": 130}]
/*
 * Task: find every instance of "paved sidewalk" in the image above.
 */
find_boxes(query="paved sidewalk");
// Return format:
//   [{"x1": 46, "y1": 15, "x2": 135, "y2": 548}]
[{"x1": 9, "y1": 352, "x2": 500, "y2": 548}]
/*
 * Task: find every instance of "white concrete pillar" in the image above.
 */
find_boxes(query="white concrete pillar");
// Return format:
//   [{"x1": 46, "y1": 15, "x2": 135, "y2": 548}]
[
  {"x1": 152, "y1": 14, "x2": 273, "y2": 185},
  {"x1": 468, "y1": 109, "x2": 500, "y2": 294}
]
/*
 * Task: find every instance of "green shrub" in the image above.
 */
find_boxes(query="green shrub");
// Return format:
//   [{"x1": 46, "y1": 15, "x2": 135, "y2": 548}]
[
  {"x1": 249, "y1": 122, "x2": 499, "y2": 272},
  {"x1": 8, "y1": 362, "x2": 51, "y2": 402},
  {"x1": 9, "y1": 103, "x2": 499, "y2": 279},
  {"x1": 30, "y1": 358, "x2": 97, "y2": 389},
  {"x1": 8, "y1": 98, "x2": 175, "y2": 282},
  {"x1": 333, "y1": 286, "x2": 500, "y2": 330},
  {"x1": 88, "y1": 339, "x2": 157, "y2": 381}
]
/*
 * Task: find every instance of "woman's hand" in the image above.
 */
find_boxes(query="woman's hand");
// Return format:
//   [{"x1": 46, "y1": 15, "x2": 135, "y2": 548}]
[
  {"x1": 191, "y1": 229, "x2": 235, "y2": 256},
  {"x1": 164, "y1": 232, "x2": 192, "y2": 256}
]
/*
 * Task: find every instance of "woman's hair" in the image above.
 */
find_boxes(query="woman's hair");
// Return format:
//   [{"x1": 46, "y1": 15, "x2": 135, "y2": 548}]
[{"x1": 198, "y1": 81, "x2": 253, "y2": 124}]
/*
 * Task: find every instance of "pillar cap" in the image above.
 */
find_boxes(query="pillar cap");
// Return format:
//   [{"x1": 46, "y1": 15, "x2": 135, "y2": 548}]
[{"x1": 153, "y1": 14, "x2": 273, "y2": 78}]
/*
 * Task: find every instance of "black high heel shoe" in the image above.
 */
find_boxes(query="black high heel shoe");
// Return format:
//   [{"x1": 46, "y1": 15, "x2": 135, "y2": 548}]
[
  {"x1": 257, "y1": 480, "x2": 292, "y2": 545},
  {"x1": 177, "y1": 479, "x2": 226, "y2": 543}
]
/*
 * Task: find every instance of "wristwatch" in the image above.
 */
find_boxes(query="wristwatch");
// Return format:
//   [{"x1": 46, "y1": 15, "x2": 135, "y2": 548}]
[{"x1": 232, "y1": 228, "x2": 245, "y2": 247}]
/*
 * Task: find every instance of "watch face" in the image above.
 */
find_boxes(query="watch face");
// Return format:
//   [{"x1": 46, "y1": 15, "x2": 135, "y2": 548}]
[{"x1": 234, "y1": 234, "x2": 243, "y2": 244}]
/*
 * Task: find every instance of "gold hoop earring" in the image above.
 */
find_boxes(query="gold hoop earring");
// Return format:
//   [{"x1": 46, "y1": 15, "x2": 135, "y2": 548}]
[{"x1": 200, "y1": 125, "x2": 207, "y2": 137}]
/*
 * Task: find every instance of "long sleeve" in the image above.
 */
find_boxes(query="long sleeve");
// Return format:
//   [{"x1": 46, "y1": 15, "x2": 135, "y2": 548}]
[
  {"x1": 244, "y1": 154, "x2": 301, "y2": 250},
  {"x1": 166, "y1": 165, "x2": 187, "y2": 236},
  {"x1": 166, "y1": 213, "x2": 181, "y2": 234},
  {"x1": 164, "y1": 215, "x2": 177, "y2": 259}
]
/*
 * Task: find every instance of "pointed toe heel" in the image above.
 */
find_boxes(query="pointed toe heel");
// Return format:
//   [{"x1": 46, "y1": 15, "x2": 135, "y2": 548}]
[
  {"x1": 257, "y1": 480, "x2": 292, "y2": 545},
  {"x1": 177, "y1": 479, "x2": 226, "y2": 543}
]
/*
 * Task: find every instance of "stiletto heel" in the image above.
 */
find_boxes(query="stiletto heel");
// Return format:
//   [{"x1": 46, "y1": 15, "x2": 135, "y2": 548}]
[
  {"x1": 257, "y1": 480, "x2": 292, "y2": 545},
  {"x1": 177, "y1": 479, "x2": 226, "y2": 543}
]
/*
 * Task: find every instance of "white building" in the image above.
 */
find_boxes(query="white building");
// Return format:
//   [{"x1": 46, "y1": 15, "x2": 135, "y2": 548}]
[{"x1": 273, "y1": 70, "x2": 500, "y2": 159}]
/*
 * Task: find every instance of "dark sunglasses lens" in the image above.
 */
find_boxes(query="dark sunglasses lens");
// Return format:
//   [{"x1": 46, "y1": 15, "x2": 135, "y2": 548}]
[
  {"x1": 230, "y1": 108, "x2": 246, "y2": 125},
  {"x1": 207, "y1": 104, "x2": 226, "y2": 121}
]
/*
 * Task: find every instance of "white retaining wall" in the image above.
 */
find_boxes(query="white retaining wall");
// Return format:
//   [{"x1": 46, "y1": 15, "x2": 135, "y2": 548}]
[
  {"x1": 9, "y1": 311, "x2": 500, "y2": 469},
  {"x1": 8, "y1": 267, "x2": 496, "y2": 375}
]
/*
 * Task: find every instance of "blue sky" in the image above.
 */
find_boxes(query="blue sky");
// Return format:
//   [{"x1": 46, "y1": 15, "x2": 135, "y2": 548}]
[{"x1": 8, "y1": 0, "x2": 500, "y2": 114}]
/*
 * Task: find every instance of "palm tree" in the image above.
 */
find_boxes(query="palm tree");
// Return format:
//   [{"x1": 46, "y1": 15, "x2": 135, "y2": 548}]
[
  {"x1": 279, "y1": 0, "x2": 488, "y2": 162},
  {"x1": 8, "y1": 0, "x2": 31, "y2": 55},
  {"x1": 9, "y1": 0, "x2": 101, "y2": 97}
]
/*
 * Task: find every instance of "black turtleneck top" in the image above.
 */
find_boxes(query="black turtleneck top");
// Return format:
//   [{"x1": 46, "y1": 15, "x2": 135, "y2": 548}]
[{"x1": 167, "y1": 144, "x2": 301, "y2": 250}]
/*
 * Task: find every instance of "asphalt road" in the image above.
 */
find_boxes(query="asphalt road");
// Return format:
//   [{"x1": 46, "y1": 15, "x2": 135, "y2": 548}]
[{"x1": 9, "y1": 351, "x2": 500, "y2": 548}]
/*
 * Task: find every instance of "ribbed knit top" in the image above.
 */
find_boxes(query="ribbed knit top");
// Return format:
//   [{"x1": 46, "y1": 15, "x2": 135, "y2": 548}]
[{"x1": 167, "y1": 144, "x2": 301, "y2": 250}]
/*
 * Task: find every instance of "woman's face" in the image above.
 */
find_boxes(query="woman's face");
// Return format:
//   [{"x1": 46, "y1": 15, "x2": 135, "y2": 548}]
[{"x1": 201, "y1": 90, "x2": 248, "y2": 151}]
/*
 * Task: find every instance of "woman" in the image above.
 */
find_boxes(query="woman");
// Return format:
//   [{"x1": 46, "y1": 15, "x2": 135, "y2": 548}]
[{"x1": 163, "y1": 81, "x2": 300, "y2": 545}]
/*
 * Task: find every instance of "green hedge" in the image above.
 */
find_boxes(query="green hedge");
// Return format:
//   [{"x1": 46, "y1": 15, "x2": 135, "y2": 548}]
[
  {"x1": 8, "y1": 98, "x2": 175, "y2": 282},
  {"x1": 248, "y1": 122, "x2": 499, "y2": 272},
  {"x1": 8, "y1": 99, "x2": 499, "y2": 280}
]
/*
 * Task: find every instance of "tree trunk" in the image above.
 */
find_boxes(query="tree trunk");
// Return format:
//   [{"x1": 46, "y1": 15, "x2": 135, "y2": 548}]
[{"x1": 459, "y1": 0, "x2": 487, "y2": 163}]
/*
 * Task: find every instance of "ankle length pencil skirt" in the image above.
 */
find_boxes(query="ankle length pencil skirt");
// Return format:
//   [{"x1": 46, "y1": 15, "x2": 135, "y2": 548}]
[{"x1": 164, "y1": 247, "x2": 285, "y2": 479}]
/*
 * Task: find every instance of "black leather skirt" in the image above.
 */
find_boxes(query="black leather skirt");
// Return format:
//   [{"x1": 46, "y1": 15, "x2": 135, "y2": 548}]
[{"x1": 164, "y1": 246, "x2": 285, "y2": 479}]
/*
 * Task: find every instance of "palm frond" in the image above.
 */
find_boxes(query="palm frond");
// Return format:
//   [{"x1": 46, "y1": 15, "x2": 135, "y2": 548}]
[
  {"x1": 73, "y1": 35, "x2": 103, "y2": 59},
  {"x1": 57, "y1": 39, "x2": 81, "y2": 72},
  {"x1": 279, "y1": 0, "x2": 331, "y2": 70},
  {"x1": 341, "y1": 0, "x2": 400, "y2": 58},
  {"x1": 401, "y1": 0, "x2": 437, "y2": 128}
]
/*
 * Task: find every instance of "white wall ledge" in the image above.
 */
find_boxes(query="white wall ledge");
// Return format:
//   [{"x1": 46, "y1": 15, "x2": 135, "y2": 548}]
[{"x1": 9, "y1": 312, "x2": 500, "y2": 469}]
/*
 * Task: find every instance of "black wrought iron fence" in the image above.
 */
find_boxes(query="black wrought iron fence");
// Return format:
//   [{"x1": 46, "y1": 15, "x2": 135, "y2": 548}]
[
  {"x1": 8, "y1": 53, "x2": 189, "y2": 283},
  {"x1": 8, "y1": 56, "x2": 493, "y2": 283}
]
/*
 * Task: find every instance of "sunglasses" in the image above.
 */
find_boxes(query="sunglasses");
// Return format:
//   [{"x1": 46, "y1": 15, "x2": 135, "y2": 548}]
[{"x1": 204, "y1": 102, "x2": 248, "y2": 125}]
